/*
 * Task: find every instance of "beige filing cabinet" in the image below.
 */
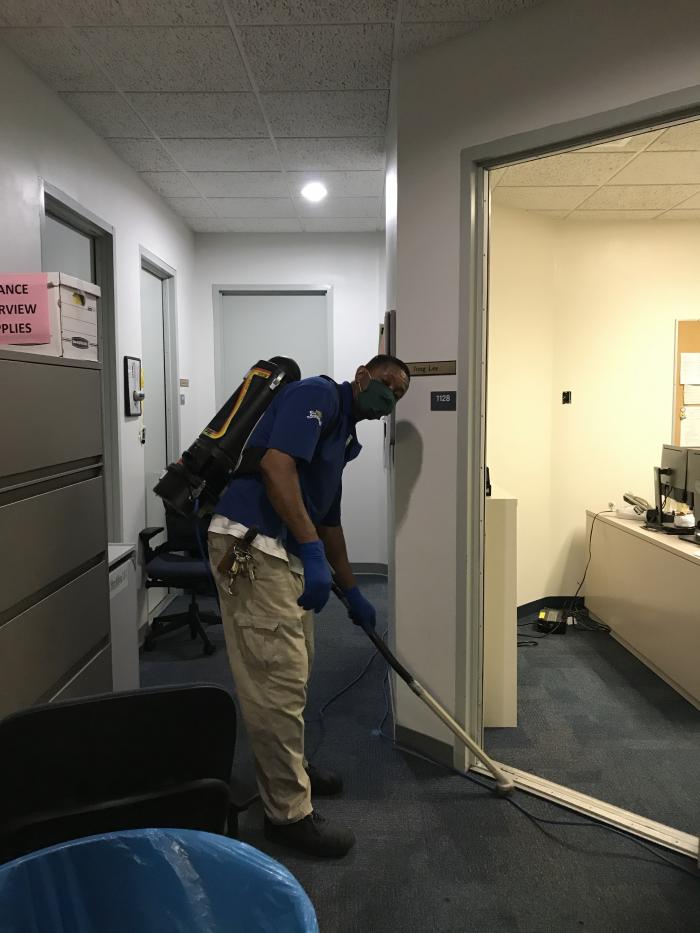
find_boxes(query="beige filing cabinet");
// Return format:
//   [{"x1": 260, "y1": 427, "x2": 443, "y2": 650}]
[
  {"x1": 0, "y1": 349, "x2": 111, "y2": 719},
  {"x1": 585, "y1": 511, "x2": 700, "y2": 709},
  {"x1": 483, "y1": 490, "x2": 518, "y2": 727}
]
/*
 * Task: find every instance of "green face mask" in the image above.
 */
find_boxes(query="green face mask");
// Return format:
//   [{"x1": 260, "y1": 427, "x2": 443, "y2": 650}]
[{"x1": 355, "y1": 379, "x2": 396, "y2": 420}]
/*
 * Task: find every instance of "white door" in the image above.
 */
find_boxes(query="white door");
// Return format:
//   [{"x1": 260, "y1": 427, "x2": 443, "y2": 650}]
[
  {"x1": 140, "y1": 268, "x2": 169, "y2": 612},
  {"x1": 218, "y1": 291, "x2": 329, "y2": 403}
]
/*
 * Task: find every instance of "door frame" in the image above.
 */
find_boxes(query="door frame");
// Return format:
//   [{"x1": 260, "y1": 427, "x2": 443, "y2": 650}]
[
  {"x1": 139, "y1": 248, "x2": 180, "y2": 464},
  {"x1": 212, "y1": 284, "x2": 334, "y2": 408},
  {"x1": 39, "y1": 180, "x2": 122, "y2": 541},
  {"x1": 458, "y1": 86, "x2": 700, "y2": 858}
]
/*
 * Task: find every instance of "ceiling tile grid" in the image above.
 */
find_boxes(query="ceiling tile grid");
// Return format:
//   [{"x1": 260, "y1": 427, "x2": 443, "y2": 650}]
[
  {"x1": 491, "y1": 118, "x2": 700, "y2": 222},
  {"x1": 0, "y1": 0, "x2": 628, "y2": 233}
]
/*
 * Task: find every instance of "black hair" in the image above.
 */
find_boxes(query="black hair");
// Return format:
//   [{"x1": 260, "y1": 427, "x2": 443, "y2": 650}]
[{"x1": 365, "y1": 354, "x2": 411, "y2": 382}]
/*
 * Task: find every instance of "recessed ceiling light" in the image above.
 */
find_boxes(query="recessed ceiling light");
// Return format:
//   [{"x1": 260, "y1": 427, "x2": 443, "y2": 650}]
[{"x1": 301, "y1": 181, "x2": 327, "y2": 203}]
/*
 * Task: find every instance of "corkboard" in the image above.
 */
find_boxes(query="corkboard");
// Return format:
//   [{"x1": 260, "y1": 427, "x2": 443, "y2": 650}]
[{"x1": 673, "y1": 320, "x2": 700, "y2": 445}]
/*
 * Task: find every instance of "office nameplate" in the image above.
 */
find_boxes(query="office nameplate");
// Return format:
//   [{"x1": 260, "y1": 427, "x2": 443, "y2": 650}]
[{"x1": 406, "y1": 360, "x2": 456, "y2": 377}]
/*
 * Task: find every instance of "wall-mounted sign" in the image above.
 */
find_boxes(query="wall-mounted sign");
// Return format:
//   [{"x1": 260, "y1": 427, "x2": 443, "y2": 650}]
[
  {"x1": 407, "y1": 360, "x2": 456, "y2": 377},
  {"x1": 431, "y1": 391, "x2": 457, "y2": 411},
  {"x1": 0, "y1": 273, "x2": 51, "y2": 345}
]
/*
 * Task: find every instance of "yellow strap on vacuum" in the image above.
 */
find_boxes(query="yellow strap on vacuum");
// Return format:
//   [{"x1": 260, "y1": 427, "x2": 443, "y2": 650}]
[{"x1": 203, "y1": 367, "x2": 271, "y2": 440}]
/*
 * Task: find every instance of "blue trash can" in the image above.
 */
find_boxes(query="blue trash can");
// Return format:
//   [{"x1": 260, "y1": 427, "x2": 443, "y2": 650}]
[{"x1": 0, "y1": 828, "x2": 318, "y2": 933}]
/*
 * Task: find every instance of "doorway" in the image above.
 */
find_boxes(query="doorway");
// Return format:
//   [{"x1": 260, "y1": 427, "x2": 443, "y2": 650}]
[
  {"x1": 458, "y1": 99, "x2": 700, "y2": 860},
  {"x1": 214, "y1": 287, "x2": 332, "y2": 405},
  {"x1": 140, "y1": 252, "x2": 178, "y2": 613}
]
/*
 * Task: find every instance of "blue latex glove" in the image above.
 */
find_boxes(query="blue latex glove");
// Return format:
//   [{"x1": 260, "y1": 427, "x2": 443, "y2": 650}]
[
  {"x1": 343, "y1": 586, "x2": 376, "y2": 632},
  {"x1": 297, "y1": 540, "x2": 332, "y2": 613}
]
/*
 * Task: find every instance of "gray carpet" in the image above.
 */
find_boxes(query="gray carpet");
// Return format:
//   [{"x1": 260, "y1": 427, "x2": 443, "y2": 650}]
[
  {"x1": 141, "y1": 580, "x2": 700, "y2": 933},
  {"x1": 486, "y1": 614, "x2": 700, "y2": 833}
]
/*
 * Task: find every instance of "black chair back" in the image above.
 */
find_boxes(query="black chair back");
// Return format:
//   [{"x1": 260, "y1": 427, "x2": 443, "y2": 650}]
[{"x1": 0, "y1": 684, "x2": 236, "y2": 863}]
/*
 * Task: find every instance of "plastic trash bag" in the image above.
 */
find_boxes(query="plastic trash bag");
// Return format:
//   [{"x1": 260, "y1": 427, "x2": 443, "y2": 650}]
[{"x1": 0, "y1": 828, "x2": 318, "y2": 933}]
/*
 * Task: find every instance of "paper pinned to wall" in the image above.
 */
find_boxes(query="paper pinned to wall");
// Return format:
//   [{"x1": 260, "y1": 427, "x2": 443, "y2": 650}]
[
  {"x1": 684, "y1": 384, "x2": 700, "y2": 405},
  {"x1": 680, "y1": 352, "x2": 700, "y2": 385},
  {"x1": 680, "y1": 406, "x2": 700, "y2": 446}
]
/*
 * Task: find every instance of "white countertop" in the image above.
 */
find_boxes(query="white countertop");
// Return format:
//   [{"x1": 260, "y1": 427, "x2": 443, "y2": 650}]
[
  {"x1": 586, "y1": 510, "x2": 700, "y2": 565},
  {"x1": 108, "y1": 543, "x2": 136, "y2": 568}
]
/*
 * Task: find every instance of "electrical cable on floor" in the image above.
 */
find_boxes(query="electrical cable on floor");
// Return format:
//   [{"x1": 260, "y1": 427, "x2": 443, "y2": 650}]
[
  {"x1": 373, "y1": 645, "x2": 699, "y2": 882},
  {"x1": 306, "y1": 629, "x2": 387, "y2": 760}
]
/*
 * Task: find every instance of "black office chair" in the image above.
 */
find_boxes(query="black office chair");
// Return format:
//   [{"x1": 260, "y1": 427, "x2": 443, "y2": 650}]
[
  {"x1": 0, "y1": 685, "x2": 238, "y2": 864},
  {"x1": 141, "y1": 507, "x2": 219, "y2": 655}
]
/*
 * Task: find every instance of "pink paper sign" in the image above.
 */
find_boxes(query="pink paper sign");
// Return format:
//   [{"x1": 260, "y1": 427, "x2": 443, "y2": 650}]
[{"x1": 0, "y1": 272, "x2": 51, "y2": 345}]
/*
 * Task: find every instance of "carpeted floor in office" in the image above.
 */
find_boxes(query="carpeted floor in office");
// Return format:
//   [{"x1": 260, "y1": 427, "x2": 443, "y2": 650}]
[{"x1": 141, "y1": 578, "x2": 700, "y2": 933}]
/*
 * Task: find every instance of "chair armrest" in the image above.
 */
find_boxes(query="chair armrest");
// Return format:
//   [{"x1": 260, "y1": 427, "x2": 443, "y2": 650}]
[{"x1": 140, "y1": 526, "x2": 165, "y2": 544}]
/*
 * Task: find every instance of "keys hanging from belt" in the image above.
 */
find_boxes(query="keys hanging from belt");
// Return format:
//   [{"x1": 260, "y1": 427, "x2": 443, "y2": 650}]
[{"x1": 218, "y1": 527, "x2": 259, "y2": 595}]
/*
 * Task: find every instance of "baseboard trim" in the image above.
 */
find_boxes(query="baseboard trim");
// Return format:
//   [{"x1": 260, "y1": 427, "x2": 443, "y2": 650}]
[
  {"x1": 351, "y1": 563, "x2": 388, "y2": 576},
  {"x1": 517, "y1": 595, "x2": 585, "y2": 619},
  {"x1": 395, "y1": 724, "x2": 453, "y2": 769}
]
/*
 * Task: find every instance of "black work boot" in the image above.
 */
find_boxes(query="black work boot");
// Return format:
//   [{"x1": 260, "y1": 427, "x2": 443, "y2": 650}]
[
  {"x1": 306, "y1": 764, "x2": 343, "y2": 797},
  {"x1": 264, "y1": 811, "x2": 355, "y2": 858}
]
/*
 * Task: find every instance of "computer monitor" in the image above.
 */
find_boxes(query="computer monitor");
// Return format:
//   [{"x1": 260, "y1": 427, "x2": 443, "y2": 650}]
[
  {"x1": 686, "y1": 449, "x2": 700, "y2": 511},
  {"x1": 660, "y1": 444, "x2": 688, "y2": 503}
]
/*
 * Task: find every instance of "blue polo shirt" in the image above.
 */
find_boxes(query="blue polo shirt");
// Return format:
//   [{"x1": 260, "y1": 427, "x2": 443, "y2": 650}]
[{"x1": 214, "y1": 377, "x2": 361, "y2": 553}]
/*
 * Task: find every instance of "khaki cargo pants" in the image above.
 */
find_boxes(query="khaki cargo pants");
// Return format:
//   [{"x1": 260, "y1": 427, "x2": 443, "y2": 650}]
[{"x1": 208, "y1": 531, "x2": 314, "y2": 825}]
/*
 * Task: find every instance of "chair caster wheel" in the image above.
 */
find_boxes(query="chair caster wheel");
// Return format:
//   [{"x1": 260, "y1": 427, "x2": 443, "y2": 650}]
[{"x1": 203, "y1": 643, "x2": 216, "y2": 656}]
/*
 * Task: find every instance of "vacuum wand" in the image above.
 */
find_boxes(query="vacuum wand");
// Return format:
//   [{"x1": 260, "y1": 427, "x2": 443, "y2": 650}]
[{"x1": 332, "y1": 584, "x2": 515, "y2": 796}]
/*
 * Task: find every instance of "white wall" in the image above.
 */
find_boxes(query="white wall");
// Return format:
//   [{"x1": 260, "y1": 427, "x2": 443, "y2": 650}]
[
  {"x1": 193, "y1": 233, "x2": 388, "y2": 566},
  {"x1": 489, "y1": 207, "x2": 700, "y2": 604},
  {"x1": 0, "y1": 47, "x2": 202, "y2": 603},
  {"x1": 486, "y1": 207, "x2": 556, "y2": 606},
  {"x1": 393, "y1": 0, "x2": 700, "y2": 747}
]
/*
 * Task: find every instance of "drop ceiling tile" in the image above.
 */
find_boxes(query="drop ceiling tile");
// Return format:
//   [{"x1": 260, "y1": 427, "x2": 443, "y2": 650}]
[
  {"x1": 239, "y1": 25, "x2": 393, "y2": 91},
  {"x1": 188, "y1": 172, "x2": 289, "y2": 197},
  {"x1": 530, "y1": 210, "x2": 569, "y2": 219},
  {"x1": 165, "y1": 197, "x2": 216, "y2": 218},
  {"x1": 127, "y1": 93, "x2": 266, "y2": 137},
  {"x1": 295, "y1": 196, "x2": 381, "y2": 217},
  {"x1": 287, "y1": 170, "x2": 384, "y2": 197},
  {"x1": 1, "y1": 28, "x2": 113, "y2": 91},
  {"x1": 232, "y1": 1, "x2": 397, "y2": 24},
  {"x1": 398, "y1": 21, "x2": 479, "y2": 57},
  {"x1": 190, "y1": 217, "x2": 303, "y2": 232},
  {"x1": 76, "y1": 27, "x2": 249, "y2": 92},
  {"x1": 582, "y1": 185, "x2": 700, "y2": 211},
  {"x1": 107, "y1": 138, "x2": 178, "y2": 171},
  {"x1": 501, "y1": 152, "x2": 633, "y2": 187},
  {"x1": 301, "y1": 217, "x2": 384, "y2": 232},
  {"x1": 62, "y1": 93, "x2": 151, "y2": 136},
  {"x1": 671, "y1": 191, "x2": 700, "y2": 209},
  {"x1": 402, "y1": 0, "x2": 539, "y2": 22},
  {"x1": 612, "y1": 152, "x2": 700, "y2": 185},
  {"x1": 138, "y1": 172, "x2": 199, "y2": 196},
  {"x1": 0, "y1": 1, "x2": 62, "y2": 26},
  {"x1": 492, "y1": 186, "x2": 596, "y2": 209},
  {"x1": 210, "y1": 198, "x2": 296, "y2": 218},
  {"x1": 649, "y1": 121, "x2": 700, "y2": 151},
  {"x1": 659, "y1": 210, "x2": 700, "y2": 221},
  {"x1": 488, "y1": 167, "x2": 507, "y2": 188},
  {"x1": 583, "y1": 130, "x2": 663, "y2": 153},
  {"x1": 164, "y1": 138, "x2": 279, "y2": 170},
  {"x1": 62, "y1": 1, "x2": 227, "y2": 26},
  {"x1": 278, "y1": 137, "x2": 384, "y2": 171},
  {"x1": 569, "y1": 210, "x2": 662, "y2": 221},
  {"x1": 264, "y1": 90, "x2": 388, "y2": 137}
]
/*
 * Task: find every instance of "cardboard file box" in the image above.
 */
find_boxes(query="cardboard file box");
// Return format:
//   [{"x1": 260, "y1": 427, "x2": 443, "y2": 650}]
[{"x1": 1, "y1": 272, "x2": 100, "y2": 361}]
